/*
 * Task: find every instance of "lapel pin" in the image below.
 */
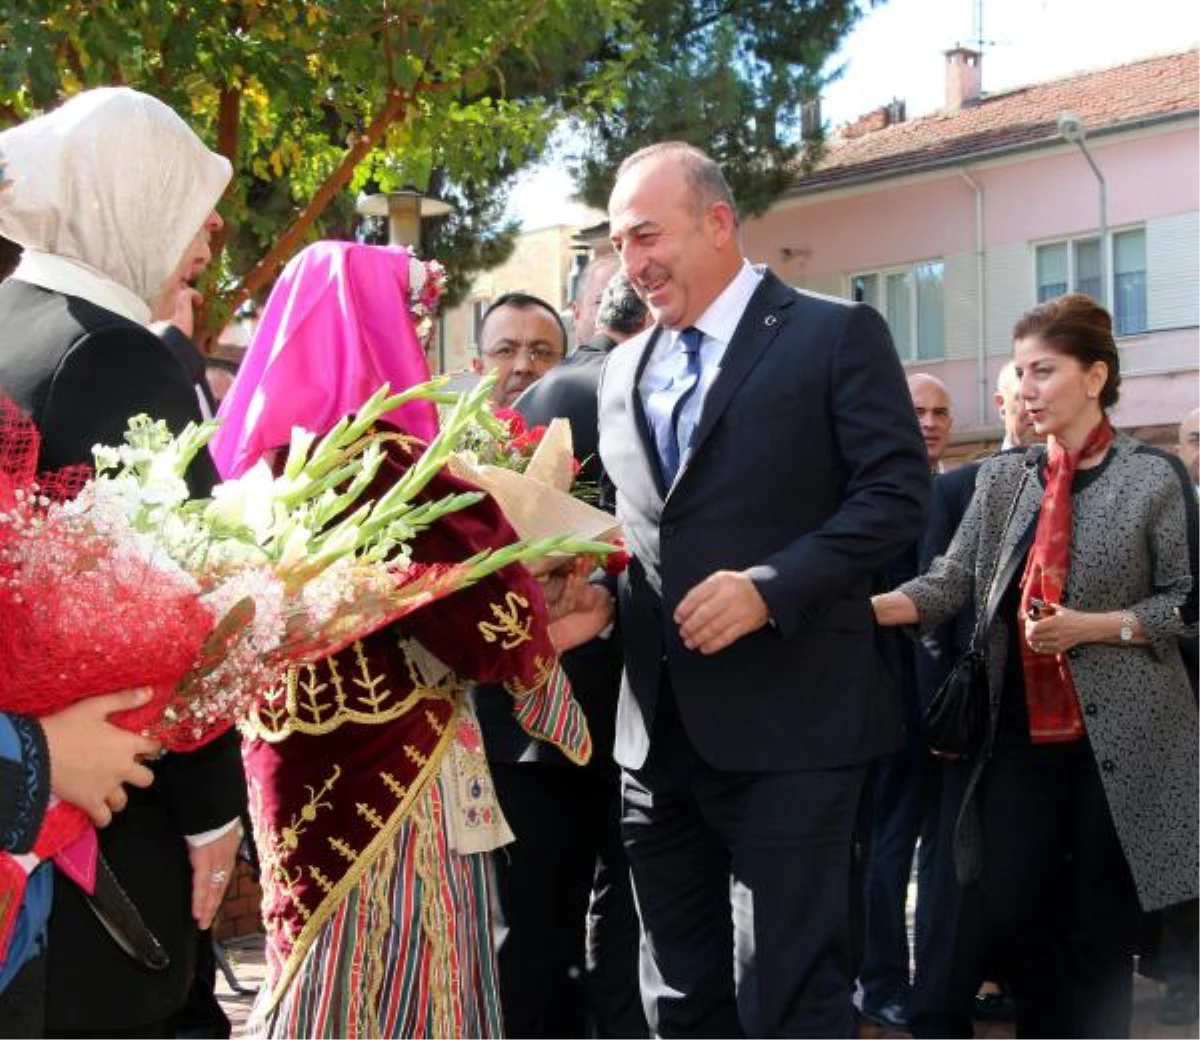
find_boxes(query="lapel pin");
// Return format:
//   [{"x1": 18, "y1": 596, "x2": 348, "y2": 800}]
[{"x1": 764, "y1": 314, "x2": 779, "y2": 327}]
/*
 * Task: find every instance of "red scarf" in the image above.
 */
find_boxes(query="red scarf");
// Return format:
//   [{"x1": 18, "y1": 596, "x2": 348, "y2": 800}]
[{"x1": 1018, "y1": 417, "x2": 1114, "y2": 742}]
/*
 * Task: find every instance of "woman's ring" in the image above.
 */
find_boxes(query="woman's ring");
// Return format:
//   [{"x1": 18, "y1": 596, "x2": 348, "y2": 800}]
[{"x1": 209, "y1": 869, "x2": 229, "y2": 887}]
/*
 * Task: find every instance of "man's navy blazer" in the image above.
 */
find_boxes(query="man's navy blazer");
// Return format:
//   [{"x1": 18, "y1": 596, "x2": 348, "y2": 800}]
[{"x1": 597, "y1": 270, "x2": 930, "y2": 772}]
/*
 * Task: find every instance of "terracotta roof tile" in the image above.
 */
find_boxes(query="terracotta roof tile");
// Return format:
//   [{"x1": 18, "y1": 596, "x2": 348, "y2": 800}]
[{"x1": 794, "y1": 49, "x2": 1198, "y2": 193}]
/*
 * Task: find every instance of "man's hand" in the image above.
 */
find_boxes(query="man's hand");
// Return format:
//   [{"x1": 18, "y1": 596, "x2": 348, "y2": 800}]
[
  {"x1": 39, "y1": 688, "x2": 161, "y2": 828},
  {"x1": 549, "y1": 584, "x2": 615, "y2": 652},
  {"x1": 187, "y1": 823, "x2": 242, "y2": 930},
  {"x1": 151, "y1": 285, "x2": 202, "y2": 338},
  {"x1": 533, "y1": 555, "x2": 595, "y2": 621},
  {"x1": 675, "y1": 570, "x2": 770, "y2": 655}
]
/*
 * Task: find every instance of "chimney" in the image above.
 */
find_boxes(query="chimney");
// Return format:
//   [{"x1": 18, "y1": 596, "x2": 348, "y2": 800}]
[{"x1": 944, "y1": 46, "x2": 982, "y2": 111}]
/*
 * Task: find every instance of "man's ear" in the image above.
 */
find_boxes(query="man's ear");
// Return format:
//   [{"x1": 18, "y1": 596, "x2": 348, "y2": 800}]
[
  {"x1": 471, "y1": 357, "x2": 483, "y2": 375},
  {"x1": 705, "y1": 201, "x2": 737, "y2": 249}
]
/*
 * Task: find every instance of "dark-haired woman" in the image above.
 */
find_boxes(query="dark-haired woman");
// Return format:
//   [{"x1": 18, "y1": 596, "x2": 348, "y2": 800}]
[{"x1": 873, "y1": 293, "x2": 1198, "y2": 1037}]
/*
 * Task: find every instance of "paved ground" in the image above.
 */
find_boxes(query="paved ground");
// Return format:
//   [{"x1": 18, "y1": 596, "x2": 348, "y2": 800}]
[{"x1": 216, "y1": 929, "x2": 1195, "y2": 1038}]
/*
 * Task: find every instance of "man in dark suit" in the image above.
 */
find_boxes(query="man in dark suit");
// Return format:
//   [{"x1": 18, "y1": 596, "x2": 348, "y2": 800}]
[
  {"x1": 596, "y1": 141, "x2": 930, "y2": 1036},
  {"x1": 476, "y1": 278, "x2": 651, "y2": 1038},
  {"x1": 0, "y1": 87, "x2": 247, "y2": 1036},
  {"x1": 859, "y1": 374, "x2": 953, "y2": 1034}
]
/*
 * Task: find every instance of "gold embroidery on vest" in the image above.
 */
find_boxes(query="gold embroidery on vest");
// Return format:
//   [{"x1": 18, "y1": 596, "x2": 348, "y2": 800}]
[
  {"x1": 380, "y1": 771, "x2": 408, "y2": 800},
  {"x1": 328, "y1": 836, "x2": 357, "y2": 863},
  {"x1": 477, "y1": 591, "x2": 533, "y2": 649},
  {"x1": 250, "y1": 700, "x2": 462, "y2": 1020},
  {"x1": 356, "y1": 802, "x2": 386, "y2": 830},
  {"x1": 308, "y1": 864, "x2": 333, "y2": 895},
  {"x1": 242, "y1": 639, "x2": 457, "y2": 742},
  {"x1": 279, "y1": 766, "x2": 341, "y2": 854},
  {"x1": 503, "y1": 654, "x2": 555, "y2": 697}
]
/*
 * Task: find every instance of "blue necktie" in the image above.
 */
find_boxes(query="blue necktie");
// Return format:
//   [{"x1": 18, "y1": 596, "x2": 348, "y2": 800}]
[{"x1": 650, "y1": 326, "x2": 704, "y2": 485}]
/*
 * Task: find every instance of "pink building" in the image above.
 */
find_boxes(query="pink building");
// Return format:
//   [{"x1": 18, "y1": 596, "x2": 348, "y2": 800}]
[{"x1": 743, "y1": 48, "x2": 1199, "y2": 446}]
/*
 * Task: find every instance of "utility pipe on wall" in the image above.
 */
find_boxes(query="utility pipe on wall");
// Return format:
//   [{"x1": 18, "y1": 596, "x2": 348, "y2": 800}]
[{"x1": 959, "y1": 166, "x2": 988, "y2": 425}]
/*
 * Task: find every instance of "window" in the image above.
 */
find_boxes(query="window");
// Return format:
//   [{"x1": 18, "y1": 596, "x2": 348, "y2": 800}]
[
  {"x1": 850, "y1": 261, "x2": 945, "y2": 362},
  {"x1": 1034, "y1": 228, "x2": 1147, "y2": 336},
  {"x1": 471, "y1": 298, "x2": 491, "y2": 350},
  {"x1": 1112, "y1": 229, "x2": 1147, "y2": 336}
]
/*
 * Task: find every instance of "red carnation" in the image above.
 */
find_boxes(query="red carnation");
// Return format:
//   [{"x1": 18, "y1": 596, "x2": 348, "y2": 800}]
[
  {"x1": 493, "y1": 408, "x2": 526, "y2": 438},
  {"x1": 603, "y1": 539, "x2": 631, "y2": 576}
]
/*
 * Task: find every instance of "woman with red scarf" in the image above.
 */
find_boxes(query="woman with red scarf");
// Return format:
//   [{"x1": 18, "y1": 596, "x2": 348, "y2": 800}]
[{"x1": 873, "y1": 293, "x2": 1198, "y2": 1037}]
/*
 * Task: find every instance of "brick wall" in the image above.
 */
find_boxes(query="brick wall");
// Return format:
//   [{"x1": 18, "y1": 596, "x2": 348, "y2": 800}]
[{"x1": 214, "y1": 859, "x2": 263, "y2": 940}]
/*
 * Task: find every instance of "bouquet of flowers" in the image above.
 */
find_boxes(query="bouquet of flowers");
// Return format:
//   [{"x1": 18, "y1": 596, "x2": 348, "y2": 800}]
[
  {"x1": 448, "y1": 404, "x2": 628, "y2": 573},
  {"x1": 0, "y1": 378, "x2": 616, "y2": 951}
]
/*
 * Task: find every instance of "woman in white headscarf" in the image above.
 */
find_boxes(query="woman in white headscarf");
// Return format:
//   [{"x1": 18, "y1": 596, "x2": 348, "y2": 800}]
[{"x1": 0, "y1": 88, "x2": 248, "y2": 1038}]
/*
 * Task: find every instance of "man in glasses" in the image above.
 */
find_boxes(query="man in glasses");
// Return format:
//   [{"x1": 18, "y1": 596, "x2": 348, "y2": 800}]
[{"x1": 476, "y1": 292, "x2": 568, "y2": 407}]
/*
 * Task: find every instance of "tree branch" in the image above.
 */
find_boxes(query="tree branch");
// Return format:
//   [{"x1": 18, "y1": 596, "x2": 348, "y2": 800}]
[
  {"x1": 219, "y1": 0, "x2": 553, "y2": 317},
  {"x1": 223, "y1": 88, "x2": 412, "y2": 315}
]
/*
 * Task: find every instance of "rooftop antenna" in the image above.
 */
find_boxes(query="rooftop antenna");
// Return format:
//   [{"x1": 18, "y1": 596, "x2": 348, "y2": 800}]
[{"x1": 969, "y1": 0, "x2": 995, "y2": 52}]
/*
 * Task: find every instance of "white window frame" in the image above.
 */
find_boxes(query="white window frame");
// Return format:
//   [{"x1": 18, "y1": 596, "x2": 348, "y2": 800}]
[
  {"x1": 848, "y1": 259, "x2": 945, "y2": 363},
  {"x1": 1032, "y1": 226, "x2": 1147, "y2": 337}
]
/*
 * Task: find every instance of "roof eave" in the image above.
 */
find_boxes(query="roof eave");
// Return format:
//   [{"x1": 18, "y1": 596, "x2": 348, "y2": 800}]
[{"x1": 785, "y1": 108, "x2": 1198, "y2": 199}]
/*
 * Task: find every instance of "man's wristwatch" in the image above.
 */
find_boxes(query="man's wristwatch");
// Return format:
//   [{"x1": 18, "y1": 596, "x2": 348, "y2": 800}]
[{"x1": 1119, "y1": 611, "x2": 1137, "y2": 643}]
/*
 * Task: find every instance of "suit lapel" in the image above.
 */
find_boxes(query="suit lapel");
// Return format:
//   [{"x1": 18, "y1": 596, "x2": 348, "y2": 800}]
[
  {"x1": 674, "y1": 273, "x2": 793, "y2": 485},
  {"x1": 630, "y1": 325, "x2": 669, "y2": 498}
]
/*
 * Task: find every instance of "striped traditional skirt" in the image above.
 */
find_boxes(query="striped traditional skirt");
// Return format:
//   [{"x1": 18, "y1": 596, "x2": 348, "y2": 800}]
[{"x1": 245, "y1": 777, "x2": 504, "y2": 1039}]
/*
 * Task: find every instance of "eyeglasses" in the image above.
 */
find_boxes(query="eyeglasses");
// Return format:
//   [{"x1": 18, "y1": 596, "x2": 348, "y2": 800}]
[{"x1": 482, "y1": 344, "x2": 563, "y2": 365}]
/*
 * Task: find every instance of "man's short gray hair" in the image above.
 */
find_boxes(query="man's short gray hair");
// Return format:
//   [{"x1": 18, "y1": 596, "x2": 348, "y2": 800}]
[
  {"x1": 615, "y1": 141, "x2": 738, "y2": 227},
  {"x1": 596, "y1": 272, "x2": 648, "y2": 335}
]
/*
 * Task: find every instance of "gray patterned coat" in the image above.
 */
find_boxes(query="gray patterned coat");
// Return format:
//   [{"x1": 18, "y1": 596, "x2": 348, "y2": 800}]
[{"x1": 899, "y1": 434, "x2": 1198, "y2": 911}]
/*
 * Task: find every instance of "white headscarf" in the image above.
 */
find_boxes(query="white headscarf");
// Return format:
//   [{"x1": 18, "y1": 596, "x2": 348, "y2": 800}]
[{"x1": 0, "y1": 87, "x2": 231, "y2": 323}]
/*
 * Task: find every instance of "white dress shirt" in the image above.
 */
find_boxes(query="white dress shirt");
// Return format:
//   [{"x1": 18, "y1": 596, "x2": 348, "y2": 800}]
[{"x1": 639, "y1": 261, "x2": 763, "y2": 478}]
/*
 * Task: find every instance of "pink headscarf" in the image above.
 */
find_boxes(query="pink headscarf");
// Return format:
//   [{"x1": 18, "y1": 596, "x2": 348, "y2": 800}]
[{"x1": 210, "y1": 241, "x2": 439, "y2": 479}]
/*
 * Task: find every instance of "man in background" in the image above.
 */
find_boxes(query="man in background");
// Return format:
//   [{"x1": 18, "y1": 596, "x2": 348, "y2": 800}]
[
  {"x1": 474, "y1": 292, "x2": 567, "y2": 407},
  {"x1": 476, "y1": 271, "x2": 651, "y2": 1037},
  {"x1": 859, "y1": 373, "x2": 953, "y2": 1033},
  {"x1": 568, "y1": 252, "x2": 621, "y2": 351},
  {"x1": 518, "y1": 270, "x2": 649, "y2": 493}
]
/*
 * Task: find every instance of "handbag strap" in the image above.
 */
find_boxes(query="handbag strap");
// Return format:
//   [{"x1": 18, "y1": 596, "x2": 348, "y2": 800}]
[{"x1": 967, "y1": 447, "x2": 1042, "y2": 650}]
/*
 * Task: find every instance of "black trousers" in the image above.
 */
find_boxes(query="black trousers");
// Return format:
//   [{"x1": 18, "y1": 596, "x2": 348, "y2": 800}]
[
  {"x1": 860, "y1": 720, "x2": 937, "y2": 1013},
  {"x1": 0, "y1": 947, "x2": 46, "y2": 1039},
  {"x1": 978, "y1": 741, "x2": 1140, "y2": 1039},
  {"x1": 490, "y1": 761, "x2": 646, "y2": 1038},
  {"x1": 621, "y1": 684, "x2": 866, "y2": 1038},
  {"x1": 908, "y1": 758, "x2": 986, "y2": 1038}
]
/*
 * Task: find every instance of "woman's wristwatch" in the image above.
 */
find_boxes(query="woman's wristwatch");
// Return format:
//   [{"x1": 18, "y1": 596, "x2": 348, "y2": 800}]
[{"x1": 1119, "y1": 611, "x2": 1137, "y2": 643}]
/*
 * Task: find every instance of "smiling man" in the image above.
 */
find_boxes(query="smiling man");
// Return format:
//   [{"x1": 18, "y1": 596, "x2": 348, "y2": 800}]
[{"x1": 596, "y1": 140, "x2": 930, "y2": 1037}]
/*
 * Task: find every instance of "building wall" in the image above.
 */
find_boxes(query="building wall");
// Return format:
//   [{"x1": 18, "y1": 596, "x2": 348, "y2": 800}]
[
  {"x1": 743, "y1": 121, "x2": 1200, "y2": 434},
  {"x1": 437, "y1": 223, "x2": 591, "y2": 375}
]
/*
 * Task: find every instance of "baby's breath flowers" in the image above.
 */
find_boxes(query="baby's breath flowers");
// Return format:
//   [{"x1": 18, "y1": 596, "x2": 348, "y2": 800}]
[{"x1": 0, "y1": 378, "x2": 616, "y2": 749}]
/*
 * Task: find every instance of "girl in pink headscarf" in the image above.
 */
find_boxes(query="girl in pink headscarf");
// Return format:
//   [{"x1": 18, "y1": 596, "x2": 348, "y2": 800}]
[
  {"x1": 210, "y1": 241, "x2": 439, "y2": 477},
  {"x1": 213, "y1": 242, "x2": 602, "y2": 1039}
]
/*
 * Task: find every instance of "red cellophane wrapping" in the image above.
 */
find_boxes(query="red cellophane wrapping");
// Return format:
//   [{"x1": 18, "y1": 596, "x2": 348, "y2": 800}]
[{"x1": 0, "y1": 395, "x2": 215, "y2": 749}]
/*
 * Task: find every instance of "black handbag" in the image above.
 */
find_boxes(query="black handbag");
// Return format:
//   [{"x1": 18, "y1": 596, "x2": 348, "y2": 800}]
[
  {"x1": 923, "y1": 646, "x2": 988, "y2": 758},
  {"x1": 923, "y1": 450, "x2": 1039, "y2": 759}
]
